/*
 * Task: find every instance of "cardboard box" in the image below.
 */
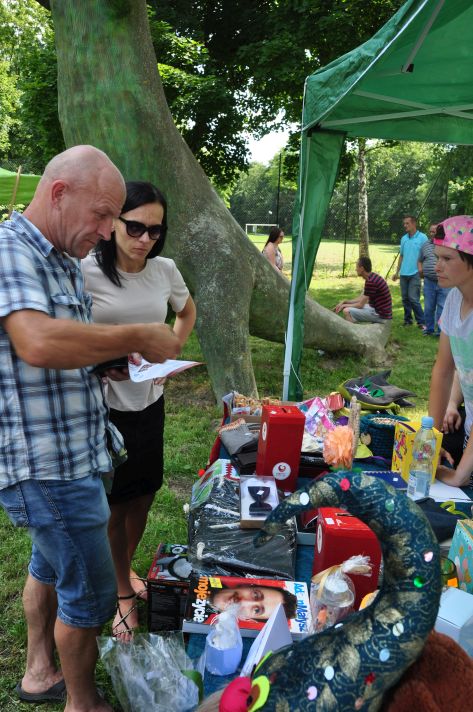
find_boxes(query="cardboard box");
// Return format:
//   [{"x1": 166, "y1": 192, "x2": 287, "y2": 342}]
[
  {"x1": 435, "y1": 587, "x2": 473, "y2": 656},
  {"x1": 240, "y1": 475, "x2": 279, "y2": 528},
  {"x1": 146, "y1": 543, "x2": 192, "y2": 632},
  {"x1": 313, "y1": 508, "x2": 382, "y2": 609},
  {"x1": 392, "y1": 420, "x2": 443, "y2": 482},
  {"x1": 448, "y1": 519, "x2": 473, "y2": 594},
  {"x1": 256, "y1": 404, "x2": 305, "y2": 491}
]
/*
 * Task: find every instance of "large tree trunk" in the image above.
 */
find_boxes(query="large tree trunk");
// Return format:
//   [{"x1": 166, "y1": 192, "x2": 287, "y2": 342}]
[
  {"x1": 47, "y1": 0, "x2": 390, "y2": 400},
  {"x1": 358, "y1": 138, "x2": 370, "y2": 259}
]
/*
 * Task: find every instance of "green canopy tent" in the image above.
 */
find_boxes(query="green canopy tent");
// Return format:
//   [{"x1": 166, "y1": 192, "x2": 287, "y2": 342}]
[
  {"x1": 284, "y1": 0, "x2": 473, "y2": 400},
  {"x1": 0, "y1": 167, "x2": 40, "y2": 208}
]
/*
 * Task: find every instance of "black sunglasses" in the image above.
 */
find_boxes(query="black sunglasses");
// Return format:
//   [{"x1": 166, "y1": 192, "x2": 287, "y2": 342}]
[{"x1": 118, "y1": 217, "x2": 163, "y2": 241}]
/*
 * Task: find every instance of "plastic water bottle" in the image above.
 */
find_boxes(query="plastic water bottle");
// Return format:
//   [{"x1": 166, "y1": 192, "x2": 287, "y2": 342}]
[{"x1": 407, "y1": 416, "x2": 436, "y2": 500}]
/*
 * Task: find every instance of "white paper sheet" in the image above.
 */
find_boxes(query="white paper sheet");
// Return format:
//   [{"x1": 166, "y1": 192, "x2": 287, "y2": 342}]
[
  {"x1": 429, "y1": 480, "x2": 472, "y2": 503},
  {"x1": 128, "y1": 358, "x2": 202, "y2": 382},
  {"x1": 240, "y1": 603, "x2": 292, "y2": 677}
]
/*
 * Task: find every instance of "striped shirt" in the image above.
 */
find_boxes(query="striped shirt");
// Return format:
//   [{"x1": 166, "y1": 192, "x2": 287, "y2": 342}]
[
  {"x1": 0, "y1": 212, "x2": 121, "y2": 489},
  {"x1": 364, "y1": 272, "x2": 392, "y2": 319},
  {"x1": 418, "y1": 240, "x2": 438, "y2": 281}
]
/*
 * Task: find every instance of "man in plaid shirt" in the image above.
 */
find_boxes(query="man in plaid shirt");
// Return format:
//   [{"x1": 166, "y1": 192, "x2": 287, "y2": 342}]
[{"x1": 0, "y1": 146, "x2": 180, "y2": 711}]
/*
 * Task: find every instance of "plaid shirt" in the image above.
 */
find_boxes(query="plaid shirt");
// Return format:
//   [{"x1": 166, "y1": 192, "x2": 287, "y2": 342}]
[{"x1": 0, "y1": 212, "x2": 122, "y2": 489}]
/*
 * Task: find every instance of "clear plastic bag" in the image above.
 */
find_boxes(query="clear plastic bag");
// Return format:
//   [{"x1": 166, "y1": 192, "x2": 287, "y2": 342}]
[{"x1": 97, "y1": 631, "x2": 205, "y2": 712}]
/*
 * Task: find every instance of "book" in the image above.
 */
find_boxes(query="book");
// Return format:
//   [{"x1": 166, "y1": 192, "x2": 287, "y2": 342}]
[
  {"x1": 128, "y1": 358, "x2": 202, "y2": 382},
  {"x1": 182, "y1": 574, "x2": 311, "y2": 640}
]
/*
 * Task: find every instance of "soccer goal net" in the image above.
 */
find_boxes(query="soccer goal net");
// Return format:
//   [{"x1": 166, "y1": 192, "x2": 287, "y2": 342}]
[{"x1": 245, "y1": 223, "x2": 278, "y2": 235}]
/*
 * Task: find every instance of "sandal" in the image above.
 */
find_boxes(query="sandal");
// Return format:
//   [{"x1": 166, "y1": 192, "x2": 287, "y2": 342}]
[
  {"x1": 130, "y1": 575, "x2": 148, "y2": 601},
  {"x1": 112, "y1": 593, "x2": 139, "y2": 639}
]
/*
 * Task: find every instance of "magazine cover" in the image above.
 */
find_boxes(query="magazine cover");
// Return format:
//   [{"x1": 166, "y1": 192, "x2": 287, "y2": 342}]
[{"x1": 182, "y1": 574, "x2": 311, "y2": 639}]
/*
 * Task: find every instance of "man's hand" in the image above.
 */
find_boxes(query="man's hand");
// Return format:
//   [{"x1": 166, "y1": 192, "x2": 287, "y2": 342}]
[
  {"x1": 333, "y1": 302, "x2": 344, "y2": 314},
  {"x1": 392, "y1": 273, "x2": 398, "y2": 282},
  {"x1": 442, "y1": 404, "x2": 462, "y2": 433},
  {"x1": 141, "y1": 323, "x2": 181, "y2": 363}
]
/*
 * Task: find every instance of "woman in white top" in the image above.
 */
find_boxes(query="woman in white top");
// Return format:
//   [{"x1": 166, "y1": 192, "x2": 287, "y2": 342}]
[
  {"x1": 82, "y1": 181, "x2": 196, "y2": 637},
  {"x1": 262, "y1": 226, "x2": 284, "y2": 271}
]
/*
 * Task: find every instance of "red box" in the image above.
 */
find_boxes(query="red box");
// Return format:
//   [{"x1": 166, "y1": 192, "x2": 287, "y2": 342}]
[
  {"x1": 255, "y1": 404, "x2": 305, "y2": 491},
  {"x1": 312, "y1": 507, "x2": 382, "y2": 608}
]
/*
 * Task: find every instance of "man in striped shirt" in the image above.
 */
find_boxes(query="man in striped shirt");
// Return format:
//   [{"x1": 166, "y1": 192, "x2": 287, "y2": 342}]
[{"x1": 334, "y1": 257, "x2": 392, "y2": 323}]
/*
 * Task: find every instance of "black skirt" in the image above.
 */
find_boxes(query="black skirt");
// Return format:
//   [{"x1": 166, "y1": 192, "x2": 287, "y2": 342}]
[{"x1": 107, "y1": 396, "x2": 165, "y2": 504}]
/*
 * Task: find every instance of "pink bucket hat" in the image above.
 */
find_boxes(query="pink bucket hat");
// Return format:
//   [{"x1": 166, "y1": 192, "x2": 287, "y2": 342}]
[{"x1": 434, "y1": 215, "x2": 473, "y2": 255}]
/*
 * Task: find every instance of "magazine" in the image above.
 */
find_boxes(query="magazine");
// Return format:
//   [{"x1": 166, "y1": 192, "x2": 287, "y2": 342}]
[{"x1": 182, "y1": 574, "x2": 311, "y2": 639}]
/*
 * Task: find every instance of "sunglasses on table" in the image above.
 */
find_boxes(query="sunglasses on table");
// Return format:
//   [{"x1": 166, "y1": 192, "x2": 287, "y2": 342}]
[{"x1": 118, "y1": 217, "x2": 164, "y2": 240}]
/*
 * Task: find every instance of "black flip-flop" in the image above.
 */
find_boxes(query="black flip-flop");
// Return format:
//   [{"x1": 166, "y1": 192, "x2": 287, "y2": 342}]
[{"x1": 15, "y1": 678, "x2": 66, "y2": 703}]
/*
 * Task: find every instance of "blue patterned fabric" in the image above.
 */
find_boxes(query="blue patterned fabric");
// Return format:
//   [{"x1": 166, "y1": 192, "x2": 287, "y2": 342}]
[{"x1": 250, "y1": 470, "x2": 442, "y2": 711}]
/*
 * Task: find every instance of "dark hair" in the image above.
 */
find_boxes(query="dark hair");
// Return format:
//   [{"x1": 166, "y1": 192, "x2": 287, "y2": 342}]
[
  {"x1": 264, "y1": 226, "x2": 283, "y2": 247},
  {"x1": 94, "y1": 180, "x2": 168, "y2": 287},
  {"x1": 357, "y1": 256, "x2": 372, "y2": 272},
  {"x1": 403, "y1": 215, "x2": 417, "y2": 223},
  {"x1": 434, "y1": 223, "x2": 473, "y2": 267}
]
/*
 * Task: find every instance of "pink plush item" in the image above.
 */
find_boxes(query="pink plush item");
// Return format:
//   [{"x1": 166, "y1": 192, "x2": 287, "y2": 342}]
[
  {"x1": 323, "y1": 425, "x2": 354, "y2": 469},
  {"x1": 434, "y1": 215, "x2": 473, "y2": 255},
  {"x1": 219, "y1": 677, "x2": 252, "y2": 712}
]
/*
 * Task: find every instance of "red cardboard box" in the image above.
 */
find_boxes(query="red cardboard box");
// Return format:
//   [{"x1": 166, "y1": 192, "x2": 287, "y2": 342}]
[
  {"x1": 255, "y1": 404, "x2": 305, "y2": 491},
  {"x1": 312, "y1": 507, "x2": 382, "y2": 608}
]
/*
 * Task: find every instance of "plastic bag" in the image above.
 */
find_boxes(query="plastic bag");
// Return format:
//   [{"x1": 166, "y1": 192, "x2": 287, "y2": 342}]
[
  {"x1": 309, "y1": 556, "x2": 372, "y2": 634},
  {"x1": 97, "y1": 632, "x2": 205, "y2": 712},
  {"x1": 187, "y1": 460, "x2": 297, "y2": 580},
  {"x1": 205, "y1": 605, "x2": 243, "y2": 676}
]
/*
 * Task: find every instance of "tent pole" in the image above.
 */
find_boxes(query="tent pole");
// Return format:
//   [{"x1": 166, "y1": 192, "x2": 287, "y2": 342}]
[{"x1": 342, "y1": 172, "x2": 350, "y2": 277}]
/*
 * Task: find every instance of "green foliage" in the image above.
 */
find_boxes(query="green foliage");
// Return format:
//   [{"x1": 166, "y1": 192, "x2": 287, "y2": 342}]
[{"x1": 0, "y1": 0, "x2": 64, "y2": 171}]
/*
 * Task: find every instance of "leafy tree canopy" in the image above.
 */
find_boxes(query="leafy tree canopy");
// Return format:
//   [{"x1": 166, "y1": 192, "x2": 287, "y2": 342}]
[{"x1": 2, "y1": 0, "x2": 406, "y2": 184}]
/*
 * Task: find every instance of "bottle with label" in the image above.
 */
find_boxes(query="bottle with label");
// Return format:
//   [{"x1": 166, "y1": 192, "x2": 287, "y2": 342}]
[{"x1": 407, "y1": 416, "x2": 436, "y2": 500}]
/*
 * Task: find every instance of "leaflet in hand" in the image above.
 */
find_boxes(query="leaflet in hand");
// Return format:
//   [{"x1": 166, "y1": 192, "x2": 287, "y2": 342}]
[{"x1": 128, "y1": 358, "x2": 202, "y2": 382}]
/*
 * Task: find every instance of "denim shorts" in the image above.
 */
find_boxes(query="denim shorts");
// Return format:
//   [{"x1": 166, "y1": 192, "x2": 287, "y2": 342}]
[{"x1": 0, "y1": 474, "x2": 116, "y2": 627}]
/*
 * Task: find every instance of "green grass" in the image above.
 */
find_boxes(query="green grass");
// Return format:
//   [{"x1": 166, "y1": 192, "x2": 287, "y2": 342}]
[{"x1": 0, "y1": 239, "x2": 439, "y2": 710}]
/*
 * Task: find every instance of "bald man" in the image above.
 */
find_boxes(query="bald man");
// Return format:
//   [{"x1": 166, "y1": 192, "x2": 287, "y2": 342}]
[{"x1": 0, "y1": 146, "x2": 180, "y2": 712}]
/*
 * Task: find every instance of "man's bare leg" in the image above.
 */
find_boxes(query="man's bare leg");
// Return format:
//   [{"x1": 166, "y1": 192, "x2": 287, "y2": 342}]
[
  {"x1": 21, "y1": 574, "x2": 63, "y2": 694},
  {"x1": 55, "y1": 619, "x2": 113, "y2": 712}
]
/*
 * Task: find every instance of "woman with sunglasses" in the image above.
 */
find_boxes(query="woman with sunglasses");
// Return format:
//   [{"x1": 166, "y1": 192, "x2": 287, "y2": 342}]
[{"x1": 81, "y1": 181, "x2": 196, "y2": 638}]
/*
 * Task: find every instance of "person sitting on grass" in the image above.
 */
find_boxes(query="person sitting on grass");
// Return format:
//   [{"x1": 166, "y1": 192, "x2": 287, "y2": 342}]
[{"x1": 333, "y1": 256, "x2": 392, "y2": 324}]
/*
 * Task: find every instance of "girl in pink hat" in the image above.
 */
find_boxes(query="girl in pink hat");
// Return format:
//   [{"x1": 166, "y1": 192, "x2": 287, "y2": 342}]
[{"x1": 429, "y1": 216, "x2": 473, "y2": 487}]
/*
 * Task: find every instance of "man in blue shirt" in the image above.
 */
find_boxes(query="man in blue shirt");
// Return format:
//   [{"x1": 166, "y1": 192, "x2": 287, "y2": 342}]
[
  {"x1": 392, "y1": 215, "x2": 428, "y2": 327},
  {"x1": 0, "y1": 146, "x2": 180, "y2": 711}
]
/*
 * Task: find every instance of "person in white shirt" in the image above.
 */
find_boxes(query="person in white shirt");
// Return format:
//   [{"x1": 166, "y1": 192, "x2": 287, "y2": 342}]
[{"x1": 82, "y1": 181, "x2": 196, "y2": 638}]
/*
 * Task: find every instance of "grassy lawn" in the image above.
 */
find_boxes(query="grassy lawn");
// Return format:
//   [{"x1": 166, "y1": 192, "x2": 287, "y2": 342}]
[{"x1": 0, "y1": 239, "x2": 440, "y2": 711}]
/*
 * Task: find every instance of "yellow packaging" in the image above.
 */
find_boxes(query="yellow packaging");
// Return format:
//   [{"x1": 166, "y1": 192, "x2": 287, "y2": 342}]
[{"x1": 392, "y1": 420, "x2": 443, "y2": 483}]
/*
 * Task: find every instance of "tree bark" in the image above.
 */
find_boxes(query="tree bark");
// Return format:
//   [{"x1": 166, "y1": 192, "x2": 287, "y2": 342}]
[
  {"x1": 47, "y1": 0, "x2": 390, "y2": 400},
  {"x1": 358, "y1": 138, "x2": 370, "y2": 259}
]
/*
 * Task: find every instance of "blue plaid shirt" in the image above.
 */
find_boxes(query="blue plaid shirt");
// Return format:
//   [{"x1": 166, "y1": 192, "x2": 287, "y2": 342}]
[{"x1": 0, "y1": 212, "x2": 122, "y2": 489}]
